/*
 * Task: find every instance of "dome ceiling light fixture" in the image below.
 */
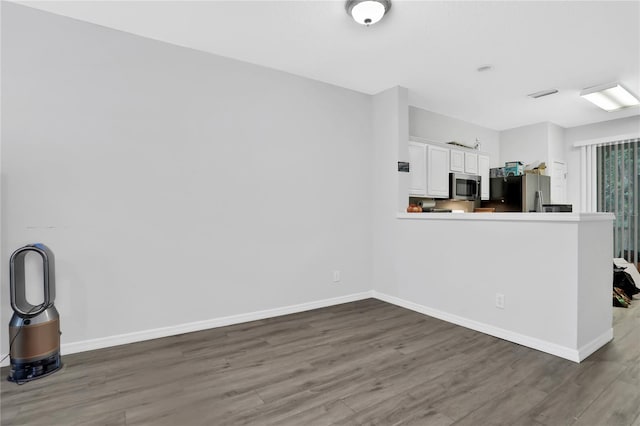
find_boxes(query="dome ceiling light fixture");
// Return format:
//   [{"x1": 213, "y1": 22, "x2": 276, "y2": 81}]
[{"x1": 346, "y1": 0, "x2": 391, "y2": 26}]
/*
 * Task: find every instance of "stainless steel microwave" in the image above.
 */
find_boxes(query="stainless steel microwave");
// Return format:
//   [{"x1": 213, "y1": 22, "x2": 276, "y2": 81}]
[{"x1": 449, "y1": 172, "x2": 481, "y2": 201}]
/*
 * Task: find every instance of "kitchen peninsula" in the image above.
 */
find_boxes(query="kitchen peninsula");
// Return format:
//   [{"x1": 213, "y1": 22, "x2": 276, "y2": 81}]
[
  {"x1": 387, "y1": 212, "x2": 615, "y2": 362},
  {"x1": 370, "y1": 86, "x2": 617, "y2": 363}
]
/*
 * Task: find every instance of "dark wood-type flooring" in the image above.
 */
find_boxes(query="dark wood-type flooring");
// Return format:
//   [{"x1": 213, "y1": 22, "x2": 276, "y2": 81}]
[{"x1": 2, "y1": 298, "x2": 640, "y2": 425}]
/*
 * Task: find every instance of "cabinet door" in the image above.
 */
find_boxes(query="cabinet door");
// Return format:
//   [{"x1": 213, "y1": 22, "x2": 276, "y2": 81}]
[
  {"x1": 464, "y1": 152, "x2": 479, "y2": 174},
  {"x1": 478, "y1": 154, "x2": 490, "y2": 200},
  {"x1": 408, "y1": 142, "x2": 427, "y2": 196},
  {"x1": 427, "y1": 145, "x2": 450, "y2": 198},
  {"x1": 450, "y1": 150, "x2": 464, "y2": 172}
]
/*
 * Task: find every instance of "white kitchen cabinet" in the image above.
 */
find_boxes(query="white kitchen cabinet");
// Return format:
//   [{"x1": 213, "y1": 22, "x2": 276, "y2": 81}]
[
  {"x1": 408, "y1": 139, "x2": 488, "y2": 199},
  {"x1": 464, "y1": 152, "x2": 479, "y2": 174},
  {"x1": 426, "y1": 145, "x2": 450, "y2": 198},
  {"x1": 478, "y1": 154, "x2": 490, "y2": 200},
  {"x1": 450, "y1": 149, "x2": 465, "y2": 172},
  {"x1": 408, "y1": 142, "x2": 427, "y2": 196}
]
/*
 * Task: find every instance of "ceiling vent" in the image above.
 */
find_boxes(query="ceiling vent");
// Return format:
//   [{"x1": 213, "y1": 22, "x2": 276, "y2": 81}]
[{"x1": 528, "y1": 89, "x2": 559, "y2": 99}]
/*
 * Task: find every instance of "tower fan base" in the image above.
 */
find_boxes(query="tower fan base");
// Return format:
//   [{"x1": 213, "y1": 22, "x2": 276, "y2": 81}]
[{"x1": 8, "y1": 352, "x2": 62, "y2": 382}]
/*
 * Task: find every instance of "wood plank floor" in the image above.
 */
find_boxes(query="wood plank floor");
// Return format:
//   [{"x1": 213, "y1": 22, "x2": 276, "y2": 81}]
[{"x1": 2, "y1": 298, "x2": 639, "y2": 425}]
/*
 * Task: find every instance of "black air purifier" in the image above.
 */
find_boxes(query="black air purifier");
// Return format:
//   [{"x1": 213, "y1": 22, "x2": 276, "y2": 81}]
[{"x1": 8, "y1": 243, "x2": 62, "y2": 382}]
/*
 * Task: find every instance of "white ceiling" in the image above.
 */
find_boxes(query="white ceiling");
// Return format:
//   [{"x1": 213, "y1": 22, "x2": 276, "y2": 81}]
[{"x1": 18, "y1": 0, "x2": 640, "y2": 131}]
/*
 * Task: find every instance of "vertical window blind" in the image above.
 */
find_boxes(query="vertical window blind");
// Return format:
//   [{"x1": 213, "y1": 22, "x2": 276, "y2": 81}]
[{"x1": 594, "y1": 138, "x2": 639, "y2": 265}]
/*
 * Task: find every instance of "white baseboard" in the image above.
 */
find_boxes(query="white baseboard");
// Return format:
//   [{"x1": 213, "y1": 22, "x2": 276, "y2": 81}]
[
  {"x1": 372, "y1": 291, "x2": 583, "y2": 363},
  {"x1": 1, "y1": 290, "x2": 609, "y2": 367},
  {"x1": 0, "y1": 291, "x2": 374, "y2": 367},
  {"x1": 577, "y1": 328, "x2": 613, "y2": 361}
]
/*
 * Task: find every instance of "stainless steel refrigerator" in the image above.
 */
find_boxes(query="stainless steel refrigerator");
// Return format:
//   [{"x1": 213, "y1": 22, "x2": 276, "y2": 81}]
[{"x1": 484, "y1": 174, "x2": 551, "y2": 212}]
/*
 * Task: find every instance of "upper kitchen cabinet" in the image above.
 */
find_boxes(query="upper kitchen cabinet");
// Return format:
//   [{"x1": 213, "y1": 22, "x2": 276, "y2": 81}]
[
  {"x1": 478, "y1": 154, "x2": 490, "y2": 200},
  {"x1": 409, "y1": 140, "x2": 489, "y2": 199},
  {"x1": 464, "y1": 152, "x2": 479, "y2": 174},
  {"x1": 450, "y1": 150, "x2": 465, "y2": 172},
  {"x1": 426, "y1": 145, "x2": 450, "y2": 198},
  {"x1": 408, "y1": 142, "x2": 427, "y2": 196},
  {"x1": 408, "y1": 142, "x2": 450, "y2": 198}
]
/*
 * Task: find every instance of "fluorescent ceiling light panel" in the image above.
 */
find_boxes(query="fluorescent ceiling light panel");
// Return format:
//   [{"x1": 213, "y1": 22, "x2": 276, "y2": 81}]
[{"x1": 580, "y1": 83, "x2": 640, "y2": 112}]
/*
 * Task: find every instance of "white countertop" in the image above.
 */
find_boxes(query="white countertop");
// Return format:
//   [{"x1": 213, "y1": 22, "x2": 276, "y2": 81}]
[{"x1": 397, "y1": 212, "x2": 615, "y2": 222}]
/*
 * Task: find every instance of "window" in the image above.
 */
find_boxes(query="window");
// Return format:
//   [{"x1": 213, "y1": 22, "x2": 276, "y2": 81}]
[{"x1": 597, "y1": 138, "x2": 639, "y2": 266}]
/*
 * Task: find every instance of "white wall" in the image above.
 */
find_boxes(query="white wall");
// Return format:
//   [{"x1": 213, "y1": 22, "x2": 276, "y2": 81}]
[
  {"x1": 577, "y1": 219, "x2": 612, "y2": 348},
  {"x1": 0, "y1": 2, "x2": 4, "y2": 332},
  {"x1": 2, "y1": 2, "x2": 631, "y2": 364},
  {"x1": 547, "y1": 122, "x2": 566, "y2": 164},
  {"x1": 564, "y1": 115, "x2": 640, "y2": 143},
  {"x1": 409, "y1": 106, "x2": 501, "y2": 167},
  {"x1": 371, "y1": 87, "x2": 408, "y2": 296},
  {"x1": 500, "y1": 122, "x2": 549, "y2": 167},
  {"x1": 563, "y1": 116, "x2": 640, "y2": 209},
  {"x1": 1, "y1": 3, "x2": 373, "y2": 356}
]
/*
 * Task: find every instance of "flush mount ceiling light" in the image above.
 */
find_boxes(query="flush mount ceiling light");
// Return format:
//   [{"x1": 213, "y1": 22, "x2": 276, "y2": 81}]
[
  {"x1": 580, "y1": 82, "x2": 640, "y2": 112},
  {"x1": 346, "y1": 0, "x2": 391, "y2": 26}
]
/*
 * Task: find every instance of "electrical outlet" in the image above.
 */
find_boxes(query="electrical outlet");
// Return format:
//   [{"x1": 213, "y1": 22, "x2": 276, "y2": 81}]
[
  {"x1": 333, "y1": 270, "x2": 341, "y2": 283},
  {"x1": 495, "y1": 293, "x2": 505, "y2": 309}
]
